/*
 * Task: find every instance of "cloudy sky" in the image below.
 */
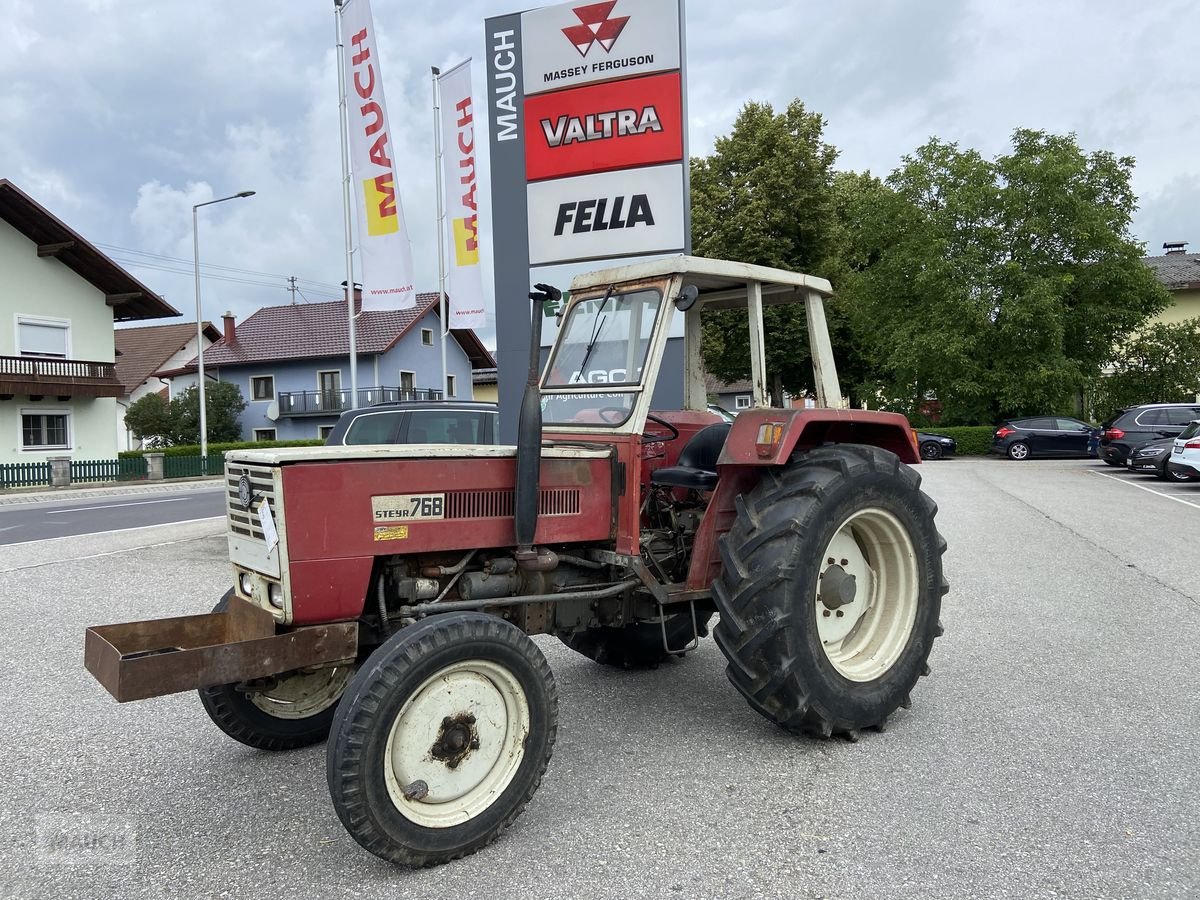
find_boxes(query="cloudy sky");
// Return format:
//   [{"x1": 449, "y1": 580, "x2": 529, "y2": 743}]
[{"x1": 2, "y1": 0, "x2": 1196, "y2": 347}]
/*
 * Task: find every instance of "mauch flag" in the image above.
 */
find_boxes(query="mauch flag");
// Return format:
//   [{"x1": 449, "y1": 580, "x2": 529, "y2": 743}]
[
  {"x1": 438, "y1": 60, "x2": 487, "y2": 329},
  {"x1": 341, "y1": 0, "x2": 415, "y2": 309}
]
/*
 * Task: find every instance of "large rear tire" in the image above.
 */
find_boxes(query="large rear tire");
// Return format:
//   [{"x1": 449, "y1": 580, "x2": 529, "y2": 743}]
[
  {"x1": 198, "y1": 591, "x2": 355, "y2": 751},
  {"x1": 712, "y1": 445, "x2": 947, "y2": 738},
  {"x1": 327, "y1": 612, "x2": 557, "y2": 867},
  {"x1": 557, "y1": 612, "x2": 713, "y2": 669}
]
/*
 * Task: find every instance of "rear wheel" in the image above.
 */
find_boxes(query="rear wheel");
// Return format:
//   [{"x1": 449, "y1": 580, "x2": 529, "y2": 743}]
[
  {"x1": 327, "y1": 613, "x2": 557, "y2": 867},
  {"x1": 1007, "y1": 441, "x2": 1030, "y2": 460},
  {"x1": 712, "y1": 445, "x2": 946, "y2": 738},
  {"x1": 198, "y1": 591, "x2": 355, "y2": 751},
  {"x1": 919, "y1": 441, "x2": 943, "y2": 461},
  {"x1": 1165, "y1": 462, "x2": 1195, "y2": 483},
  {"x1": 557, "y1": 612, "x2": 713, "y2": 669}
]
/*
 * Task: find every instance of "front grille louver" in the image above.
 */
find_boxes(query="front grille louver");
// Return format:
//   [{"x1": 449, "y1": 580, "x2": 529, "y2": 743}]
[
  {"x1": 444, "y1": 488, "x2": 580, "y2": 519},
  {"x1": 226, "y1": 465, "x2": 277, "y2": 540}
]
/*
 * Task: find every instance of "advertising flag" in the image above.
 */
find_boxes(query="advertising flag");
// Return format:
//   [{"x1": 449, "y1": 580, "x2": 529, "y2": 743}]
[
  {"x1": 438, "y1": 61, "x2": 487, "y2": 329},
  {"x1": 341, "y1": 0, "x2": 415, "y2": 309}
]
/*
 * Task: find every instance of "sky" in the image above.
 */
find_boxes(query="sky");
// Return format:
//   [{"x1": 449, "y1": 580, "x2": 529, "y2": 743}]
[{"x1": 2, "y1": 0, "x2": 1197, "y2": 349}]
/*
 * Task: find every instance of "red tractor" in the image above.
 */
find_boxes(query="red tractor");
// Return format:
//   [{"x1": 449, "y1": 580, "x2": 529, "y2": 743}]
[{"x1": 86, "y1": 256, "x2": 946, "y2": 867}]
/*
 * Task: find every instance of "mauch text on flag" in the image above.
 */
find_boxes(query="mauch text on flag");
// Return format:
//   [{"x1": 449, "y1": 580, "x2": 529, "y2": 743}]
[{"x1": 439, "y1": 60, "x2": 487, "y2": 329}]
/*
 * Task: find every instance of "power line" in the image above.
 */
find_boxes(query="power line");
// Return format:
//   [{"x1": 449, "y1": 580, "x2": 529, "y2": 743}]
[{"x1": 94, "y1": 241, "x2": 344, "y2": 291}]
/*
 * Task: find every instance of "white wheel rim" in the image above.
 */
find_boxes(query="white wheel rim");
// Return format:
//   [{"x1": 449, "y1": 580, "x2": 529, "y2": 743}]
[
  {"x1": 247, "y1": 666, "x2": 355, "y2": 719},
  {"x1": 383, "y1": 660, "x2": 530, "y2": 829},
  {"x1": 815, "y1": 508, "x2": 919, "y2": 682}
]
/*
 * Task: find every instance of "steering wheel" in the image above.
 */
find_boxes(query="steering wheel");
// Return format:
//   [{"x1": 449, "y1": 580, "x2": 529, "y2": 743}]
[
  {"x1": 644, "y1": 413, "x2": 680, "y2": 443},
  {"x1": 597, "y1": 406, "x2": 629, "y2": 424}
]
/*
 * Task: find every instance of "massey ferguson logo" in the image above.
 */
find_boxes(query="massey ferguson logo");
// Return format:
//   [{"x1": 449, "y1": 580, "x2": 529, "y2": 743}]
[
  {"x1": 541, "y1": 105, "x2": 663, "y2": 147},
  {"x1": 562, "y1": 1, "x2": 629, "y2": 57}
]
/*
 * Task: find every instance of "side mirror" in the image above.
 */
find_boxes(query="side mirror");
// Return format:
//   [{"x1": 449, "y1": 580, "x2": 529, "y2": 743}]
[{"x1": 674, "y1": 284, "x2": 699, "y2": 311}]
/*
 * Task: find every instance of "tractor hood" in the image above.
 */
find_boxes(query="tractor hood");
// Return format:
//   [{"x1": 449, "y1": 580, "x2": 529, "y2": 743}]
[{"x1": 226, "y1": 444, "x2": 613, "y2": 466}]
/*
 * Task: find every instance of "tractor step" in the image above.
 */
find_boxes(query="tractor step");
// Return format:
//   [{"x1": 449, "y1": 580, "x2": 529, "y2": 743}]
[{"x1": 85, "y1": 595, "x2": 358, "y2": 702}]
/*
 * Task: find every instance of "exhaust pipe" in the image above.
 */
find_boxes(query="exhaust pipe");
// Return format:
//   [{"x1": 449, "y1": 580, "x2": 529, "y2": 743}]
[{"x1": 515, "y1": 283, "x2": 558, "y2": 565}]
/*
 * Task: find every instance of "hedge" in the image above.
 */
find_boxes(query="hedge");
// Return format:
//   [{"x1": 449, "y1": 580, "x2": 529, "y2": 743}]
[
  {"x1": 922, "y1": 426, "x2": 994, "y2": 456},
  {"x1": 119, "y1": 439, "x2": 324, "y2": 459}
]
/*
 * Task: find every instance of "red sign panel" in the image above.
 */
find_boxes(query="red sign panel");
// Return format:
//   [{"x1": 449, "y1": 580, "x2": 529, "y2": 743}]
[{"x1": 524, "y1": 71, "x2": 683, "y2": 182}]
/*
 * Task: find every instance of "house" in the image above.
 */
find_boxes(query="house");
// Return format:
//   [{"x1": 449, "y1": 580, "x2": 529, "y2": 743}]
[
  {"x1": 472, "y1": 367, "x2": 498, "y2": 403},
  {"x1": 114, "y1": 321, "x2": 222, "y2": 450},
  {"x1": 172, "y1": 290, "x2": 494, "y2": 442},
  {"x1": 706, "y1": 375, "x2": 754, "y2": 413},
  {"x1": 0, "y1": 180, "x2": 178, "y2": 465},
  {"x1": 1143, "y1": 242, "x2": 1200, "y2": 326}
]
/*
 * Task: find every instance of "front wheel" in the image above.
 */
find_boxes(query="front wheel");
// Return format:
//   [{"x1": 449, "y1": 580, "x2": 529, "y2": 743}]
[
  {"x1": 712, "y1": 445, "x2": 946, "y2": 738},
  {"x1": 1007, "y1": 441, "x2": 1030, "y2": 460},
  {"x1": 919, "y1": 441, "x2": 943, "y2": 461},
  {"x1": 327, "y1": 613, "x2": 557, "y2": 867},
  {"x1": 198, "y1": 591, "x2": 355, "y2": 751}
]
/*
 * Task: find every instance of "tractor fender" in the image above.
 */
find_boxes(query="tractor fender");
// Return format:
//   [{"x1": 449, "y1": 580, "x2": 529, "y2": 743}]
[{"x1": 716, "y1": 407, "x2": 920, "y2": 467}]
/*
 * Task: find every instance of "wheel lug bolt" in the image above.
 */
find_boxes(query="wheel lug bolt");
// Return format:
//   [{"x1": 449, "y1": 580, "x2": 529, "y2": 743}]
[
  {"x1": 822, "y1": 610, "x2": 830, "y2": 618},
  {"x1": 836, "y1": 610, "x2": 844, "y2": 618},
  {"x1": 470, "y1": 738, "x2": 480, "y2": 750},
  {"x1": 442, "y1": 716, "x2": 453, "y2": 728},
  {"x1": 827, "y1": 557, "x2": 835, "y2": 565},
  {"x1": 465, "y1": 714, "x2": 476, "y2": 725},
  {"x1": 839, "y1": 559, "x2": 848, "y2": 566}
]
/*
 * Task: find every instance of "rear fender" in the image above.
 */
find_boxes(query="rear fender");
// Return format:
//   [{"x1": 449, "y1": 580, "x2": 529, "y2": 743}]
[{"x1": 717, "y1": 408, "x2": 919, "y2": 466}]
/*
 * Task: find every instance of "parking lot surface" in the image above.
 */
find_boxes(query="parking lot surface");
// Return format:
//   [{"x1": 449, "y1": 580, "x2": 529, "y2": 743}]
[{"x1": 1, "y1": 458, "x2": 1196, "y2": 899}]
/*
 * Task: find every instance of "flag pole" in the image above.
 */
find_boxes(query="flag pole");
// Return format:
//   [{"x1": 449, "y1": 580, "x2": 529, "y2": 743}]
[
  {"x1": 432, "y1": 66, "x2": 449, "y2": 399},
  {"x1": 335, "y1": 0, "x2": 359, "y2": 410}
]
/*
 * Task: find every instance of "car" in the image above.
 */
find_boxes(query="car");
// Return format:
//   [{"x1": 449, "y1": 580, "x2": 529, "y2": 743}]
[
  {"x1": 1127, "y1": 437, "x2": 1197, "y2": 482},
  {"x1": 1098, "y1": 403, "x2": 1200, "y2": 466},
  {"x1": 324, "y1": 400, "x2": 499, "y2": 446},
  {"x1": 1166, "y1": 419, "x2": 1200, "y2": 481},
  {"x1": 915, "y1": 431, "x2": 956, "y2": 460},
  {"x1": 707, "y1": 403, "x2": 736, "y2": 422},
  {"x1": 989, "y1": 416, "x2": 1099, "y2": 460}
]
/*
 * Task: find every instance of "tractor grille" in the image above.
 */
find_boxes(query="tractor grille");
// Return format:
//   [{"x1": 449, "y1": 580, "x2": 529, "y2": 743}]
[
  {"x1": 444, "y1": 488, "x2": 580, "y2": 520},
  {"x1": 225, "y1": 464, "x2": 278, "y2": 540}
]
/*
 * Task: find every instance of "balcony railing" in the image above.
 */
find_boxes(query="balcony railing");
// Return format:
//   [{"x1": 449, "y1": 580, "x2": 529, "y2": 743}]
[
  {"x1": 0, "y1": 355, "x2": 122, "y2": 398},
  {"x1": 277, "y1": 386, "x2": 444, "y2": 416}
]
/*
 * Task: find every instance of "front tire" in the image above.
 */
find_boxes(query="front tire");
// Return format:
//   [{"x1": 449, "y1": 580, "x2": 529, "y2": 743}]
[
  {"x1": 198, "y1": 591, "x2": 355, "y2": 751},
  {"x1": 919, "y1": 441, "x2": 943, "y2": 461},
  {"x1": 327, "y1": 613, "x2": 557, "y2": 867},
  {"x1": 712, "y1": 445, "x2": 946, "y2": 738},
  {"x1": 1007, "y1": 441, "x2": 1030, "y2": 460}
]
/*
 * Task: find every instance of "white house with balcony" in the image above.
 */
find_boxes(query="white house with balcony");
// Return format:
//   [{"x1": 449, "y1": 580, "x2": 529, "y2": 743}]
[{"x1": 0, "y1": 180, "x2": 178, "y2": 465}]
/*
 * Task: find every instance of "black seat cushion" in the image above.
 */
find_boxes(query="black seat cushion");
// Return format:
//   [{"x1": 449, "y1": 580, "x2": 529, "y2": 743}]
[{"x1": 650, "y1": 423, "x2": 731, "y2": 491}]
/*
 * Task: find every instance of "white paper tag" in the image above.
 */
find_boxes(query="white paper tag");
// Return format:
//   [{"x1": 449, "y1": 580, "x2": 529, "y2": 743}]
[{"x1": 258, "y1": 498, "x2": 279, "y2": 554}]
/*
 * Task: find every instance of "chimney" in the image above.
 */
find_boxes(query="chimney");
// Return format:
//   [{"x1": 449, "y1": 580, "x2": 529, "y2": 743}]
[
  {"x1": 342, "y1": 280, "x2": 363, "y2": 313},
  {"x1": 1163, "y1": 240, "x2": 1189, "y2": 255},
  {"x1": 222, "y1": 311, "x2": 236, "y2": 345}
]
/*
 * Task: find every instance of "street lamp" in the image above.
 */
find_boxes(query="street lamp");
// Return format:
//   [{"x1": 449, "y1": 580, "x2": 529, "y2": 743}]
[{"x1": 193, "y1": 190, "x2": 255, "y2": 464}]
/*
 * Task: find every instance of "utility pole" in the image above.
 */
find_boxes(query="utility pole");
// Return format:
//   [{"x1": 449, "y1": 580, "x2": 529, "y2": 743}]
[{"x1": 287, "y1": 275, "x2": 298, "y2": 304}]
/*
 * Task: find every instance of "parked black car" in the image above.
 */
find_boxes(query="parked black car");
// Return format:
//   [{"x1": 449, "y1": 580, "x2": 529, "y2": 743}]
[
  {"x1": 1098, "y1": 403, "x2": 1200, "y2": 466},
  {"x1": 990, "y1": 416, "x2": 1099, "y2": 460},
  {"x1": 324, "y1": 400, "x2": 499, "y2": 446},
  {"x1": 915, "y1": 432, "x2": 956, "y2": 460},
  {"x1": 1127, "y1": 437, "x2": 1198, "y2": 482}
]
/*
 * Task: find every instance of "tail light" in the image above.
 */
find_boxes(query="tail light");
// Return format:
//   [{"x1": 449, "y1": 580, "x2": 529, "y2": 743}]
[
  {"x1": 1103, "y1": 428, "x2": 1125, "y2": 441},
  {"x1": 995, "y1": 426, "x2": 1014, "y2": 439},
  {"x1": 1186, "y1": 440, "x2": 1200, "y2": 450}
]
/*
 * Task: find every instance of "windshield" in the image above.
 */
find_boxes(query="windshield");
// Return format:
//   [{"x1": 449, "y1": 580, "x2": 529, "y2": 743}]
[{"x1": 541, "y1": 287, "x2": 663, "y2": 426}]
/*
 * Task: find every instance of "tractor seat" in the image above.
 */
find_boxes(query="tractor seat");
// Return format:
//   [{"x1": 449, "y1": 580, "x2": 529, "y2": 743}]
[{"x1": 650, "y1": 423, "x2": 731, "y2": 491}]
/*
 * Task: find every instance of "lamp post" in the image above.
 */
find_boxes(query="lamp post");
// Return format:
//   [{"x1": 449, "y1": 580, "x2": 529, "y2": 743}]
[{"x1": 193, "y1": 190, "x2": 255, "y2": 464}]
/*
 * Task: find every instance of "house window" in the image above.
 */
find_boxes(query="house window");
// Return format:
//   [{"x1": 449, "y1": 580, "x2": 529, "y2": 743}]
[
  {"x1": 17, "y1": 317, "x2": 69, "y2": 358},
  {"x1": 421, "y1": 328, "x2": 434, "y2": 346},
  {"x1": 447, "y1": 374, "x2": 457, "y2": 397},
  {"x1": 735, "y1": 395, "x2": 752, "y2": 410},
  {"x1": 250, "y1": 376, "x2": 275, "y2": 401},
  {"x1": 21, "y1": 412, "x2": 70, "y2": 449},
  {"x1": 253, "y1": 428, "x2": 277, "y2": 442},
  {"x1": 318, "y1": 425, "x2": 335, "y2": 440}
]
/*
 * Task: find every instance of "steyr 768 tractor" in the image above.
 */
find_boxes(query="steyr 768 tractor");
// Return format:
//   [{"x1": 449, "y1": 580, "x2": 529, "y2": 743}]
[{"x1": 85, "y1": 256, "x2": 947, "y2": 867}]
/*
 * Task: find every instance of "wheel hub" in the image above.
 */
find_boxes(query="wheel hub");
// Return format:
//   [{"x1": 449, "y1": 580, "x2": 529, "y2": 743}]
[
  {"x1": 430, "y1": 714, "x2": 480, "y2": 769},
  {"x1": 819, "y1": 564, "x2": 857, "y2": 609}
]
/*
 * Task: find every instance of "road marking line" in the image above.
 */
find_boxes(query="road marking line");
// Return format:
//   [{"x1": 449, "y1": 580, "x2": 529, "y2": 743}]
[
  {"x1": 45, "y1": 498, "x2": 190, "y2": 514},
  {"x1": 0, "y1": 516, "x2": 225, "y2": 550},
  {"x1": 1089, "y1": 471, "x2": 1200, "y2": 510}
]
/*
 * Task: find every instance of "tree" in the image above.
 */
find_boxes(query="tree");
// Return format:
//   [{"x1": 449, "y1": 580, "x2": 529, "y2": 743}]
[
  {"x1": 840, "y1": 130, "x2": 1169, "y2": 423},
  {"x1": 168, "y1": 382, "x2": 247, "y2": 445},
  {"x1": 123, "y1": 392, "x2": 173, "y2": 447},
  {"x1": 1091, "y1": 318, "x2": 1200, "y2": 417},
  {"x1": 690, "y1": 100, "x2": 841, "y2": 403}
]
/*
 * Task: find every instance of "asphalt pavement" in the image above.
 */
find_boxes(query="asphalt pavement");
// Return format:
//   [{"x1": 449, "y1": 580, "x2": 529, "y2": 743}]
[{"x1": 0, "y1": 458, "x2": 1196, "y2": 900}]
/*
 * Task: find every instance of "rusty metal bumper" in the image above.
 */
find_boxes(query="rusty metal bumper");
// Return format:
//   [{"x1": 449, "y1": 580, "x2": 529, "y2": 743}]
[{"x1": 84, "y1": 595, "x2": 358, "y2": 702}]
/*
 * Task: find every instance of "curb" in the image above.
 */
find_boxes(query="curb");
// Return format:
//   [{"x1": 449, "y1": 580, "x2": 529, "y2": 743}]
[{"x1": 0, "y1": 476, "x2": 226, "y2": 506}]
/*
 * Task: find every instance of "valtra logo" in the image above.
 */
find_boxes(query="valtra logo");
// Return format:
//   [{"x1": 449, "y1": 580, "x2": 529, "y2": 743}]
[{"x1": 562, "y1": 1, "x2": 629, "y2": 58}]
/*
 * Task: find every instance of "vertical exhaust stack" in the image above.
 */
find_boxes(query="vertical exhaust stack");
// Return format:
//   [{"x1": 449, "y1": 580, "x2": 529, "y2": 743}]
[{"x1": 515, "y1": 283, "x2": 558, "y2": 567}]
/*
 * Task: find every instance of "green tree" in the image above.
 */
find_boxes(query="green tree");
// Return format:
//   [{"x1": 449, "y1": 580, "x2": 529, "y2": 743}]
[
  {"x1": 123, "y1": 392, "x2": 173, "y2": 447},
  {"x1": 168, "y1": 382, "x2": 247, "y2": 445},
  {"x1": 841, "y1": 130, "x2": 1169, "y2": 423},
  {"x1": 690, "y1": 99, "x2": 841, "y2": 403},
  {"x1": 1091, "y1": 318, "x2": 1200, "y2": 416}
]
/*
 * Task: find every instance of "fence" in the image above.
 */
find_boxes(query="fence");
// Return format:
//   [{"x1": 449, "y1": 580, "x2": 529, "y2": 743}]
[
  {"x1": 0, "y1": 461, "x2": 51, "y2": 489},
  {"x1": 70, "y1": 457, "x2": 149, "y2": 484},
  {"x1": 163, "y1": 455, "x2": 225, "y2": 479}
]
